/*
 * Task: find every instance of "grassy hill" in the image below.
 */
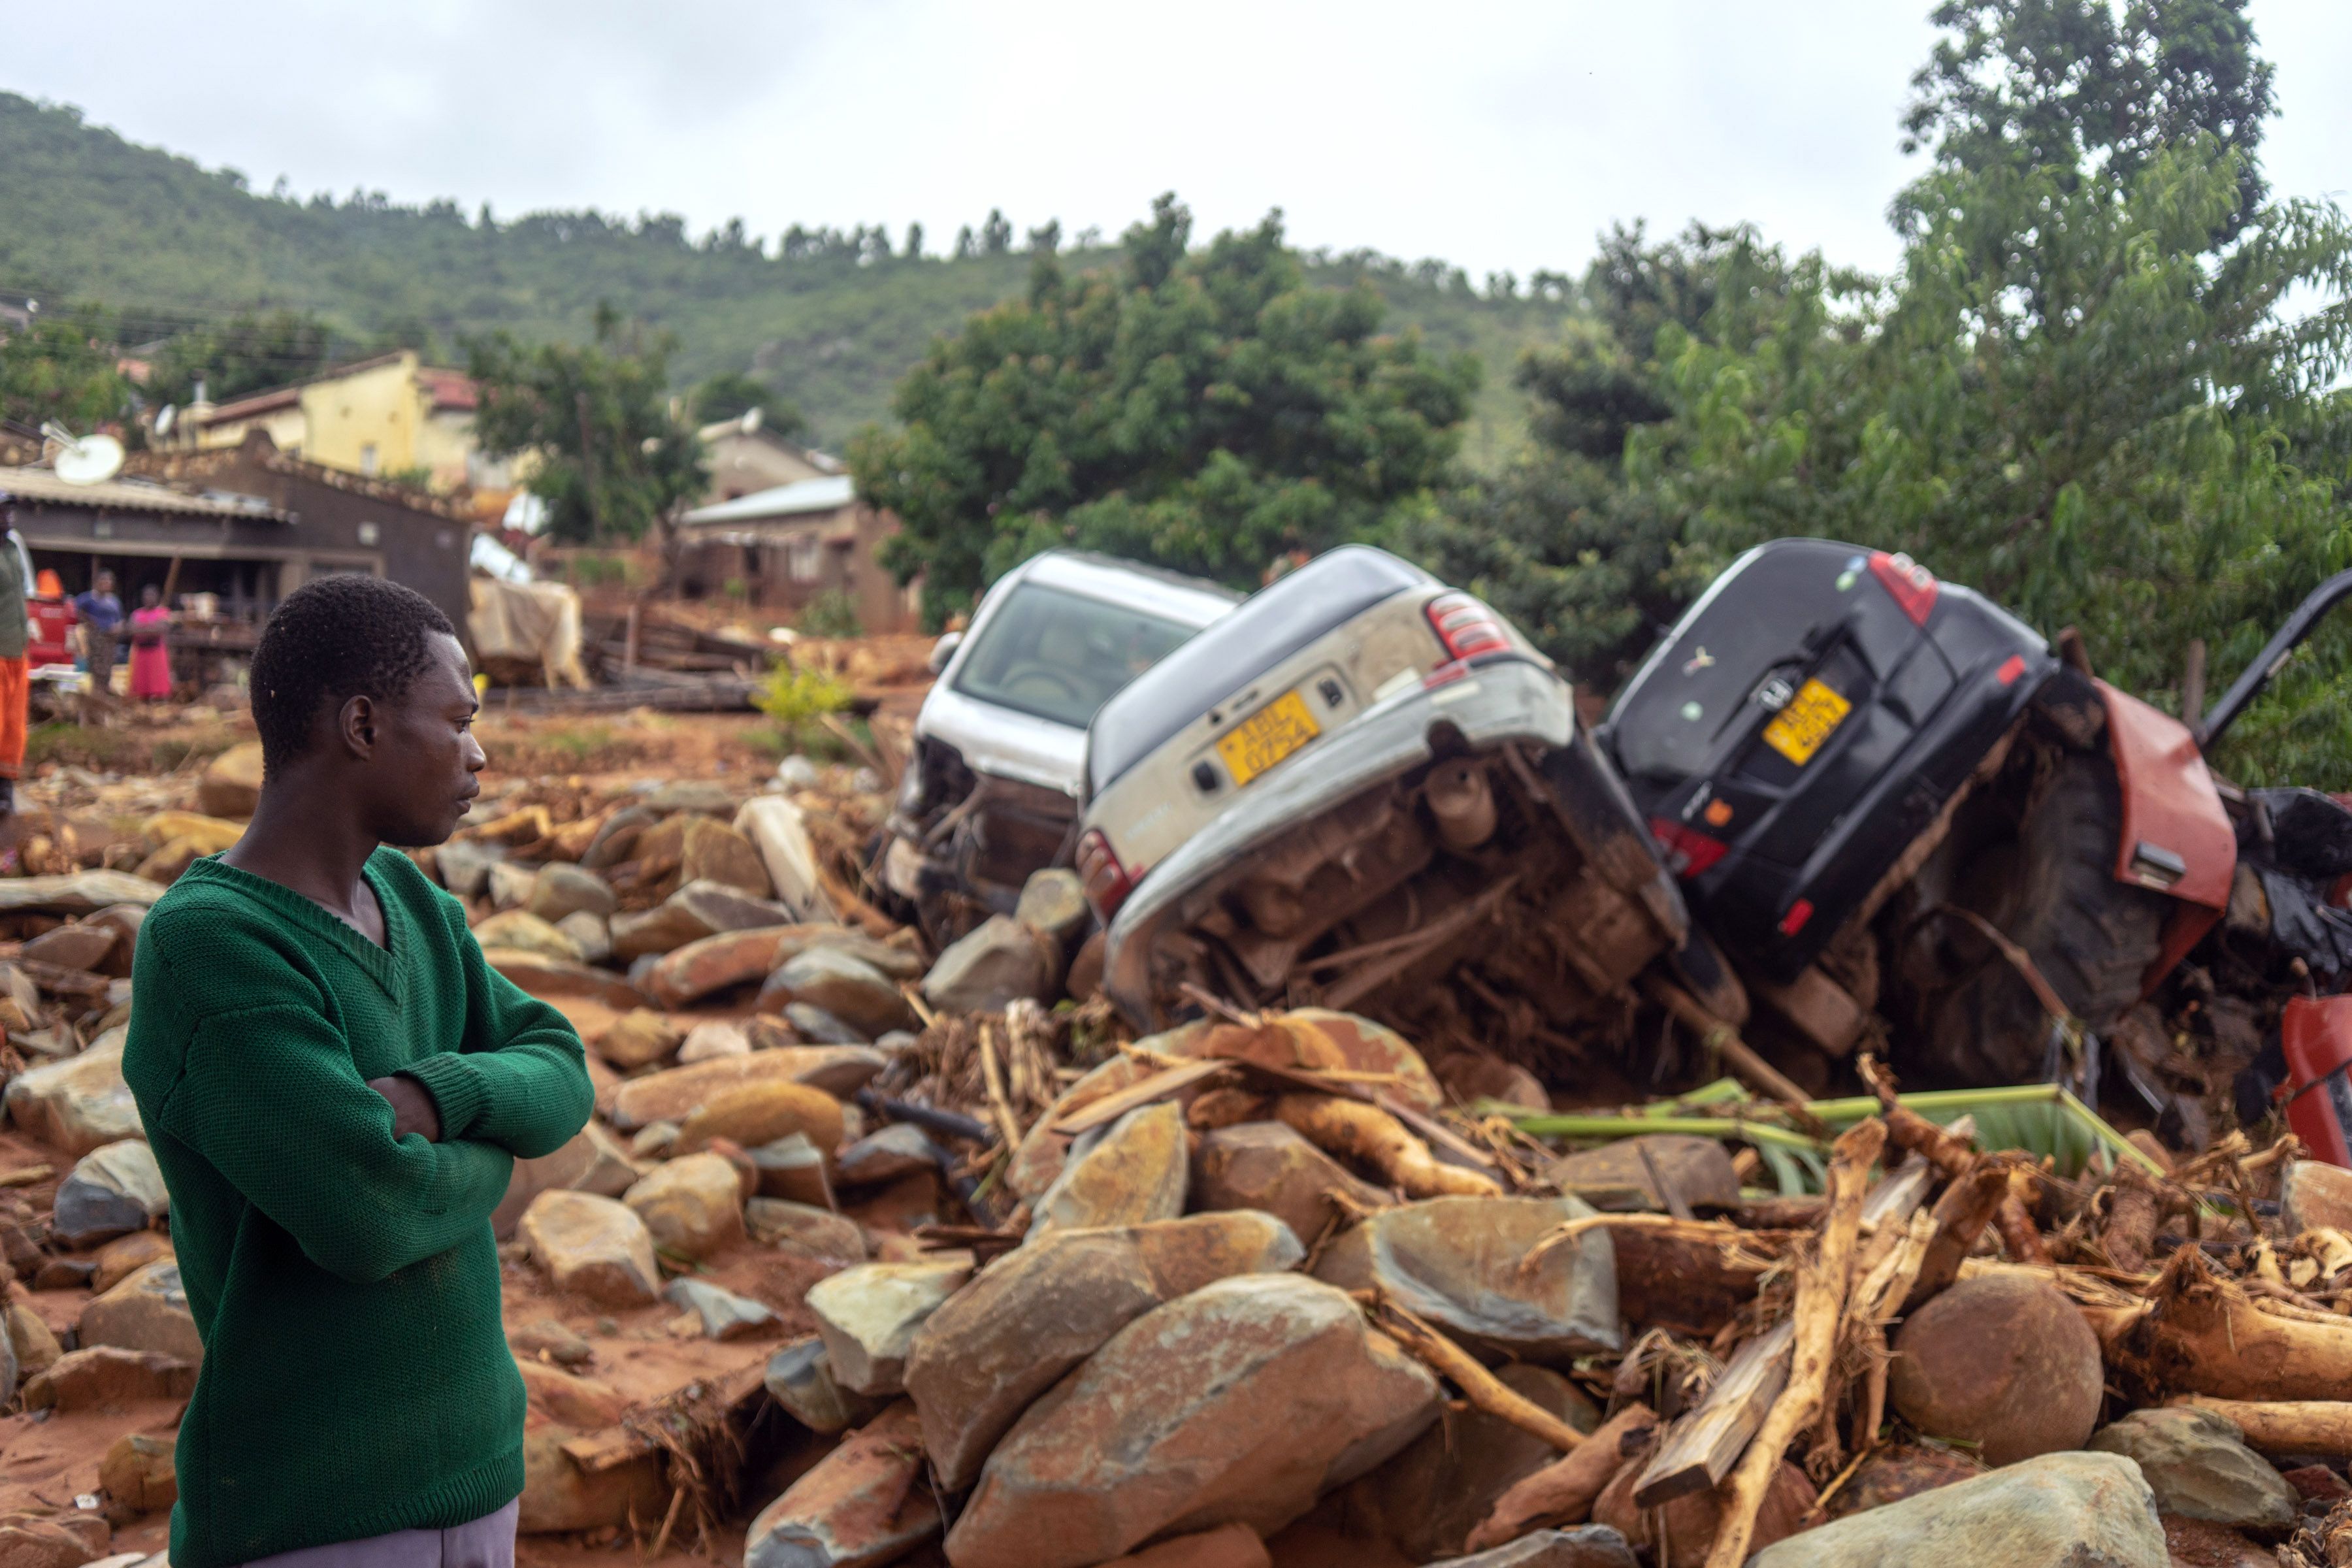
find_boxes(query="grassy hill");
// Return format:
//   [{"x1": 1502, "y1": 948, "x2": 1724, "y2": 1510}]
[{"x1": 0, "y1": 93, "x2": 1569, "y2": 462}]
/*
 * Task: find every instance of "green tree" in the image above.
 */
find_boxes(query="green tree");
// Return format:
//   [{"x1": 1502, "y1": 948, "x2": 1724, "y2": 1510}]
[
  {"x1": 1422, "y1": 0, "x2": 2352, "y2": 785},
  {"x1": 467, "y1": 308, "x2": 707, "y2": 544},
  {"x1": 853, "y1": 194, "x2": 1479, "y2": 622},
  {"x1": 0, "y1": 306, "x2": 131, "y2": 430},
  {"x1": 146, "y1": 309, "x2": 338, "y2": 407},
  {"x1": 688, "y1": 369, "x2": 806, "y2": 438}
]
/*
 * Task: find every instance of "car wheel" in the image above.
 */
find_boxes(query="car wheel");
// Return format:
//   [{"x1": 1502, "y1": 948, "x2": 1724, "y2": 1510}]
[{"x1": 1893, "y1": 749, "x2": 2168, "y2": 1085}]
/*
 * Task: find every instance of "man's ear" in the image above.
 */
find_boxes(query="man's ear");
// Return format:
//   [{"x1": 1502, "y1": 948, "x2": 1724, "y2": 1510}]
[{"x1": 337, "y1": 693, "x2": 378, "y2": 760}]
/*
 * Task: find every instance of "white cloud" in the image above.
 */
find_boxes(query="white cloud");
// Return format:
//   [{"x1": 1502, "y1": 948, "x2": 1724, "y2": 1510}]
[{"x1": 5, "y1": 0, "x2": 2345, "y2": 280}]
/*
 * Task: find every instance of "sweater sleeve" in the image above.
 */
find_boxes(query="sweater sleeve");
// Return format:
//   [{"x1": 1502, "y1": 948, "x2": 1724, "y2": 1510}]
[
  {"x1": 399, "y1": 909, "x2": 594, "y2": 1161},
  {"x1": 159, "y1": 1004, "x2": 515, "y2": 1285}
]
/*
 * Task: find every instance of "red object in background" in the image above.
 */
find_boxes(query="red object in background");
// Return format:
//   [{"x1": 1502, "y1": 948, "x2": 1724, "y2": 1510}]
[
  {"x1": 2283, "y1": 995, "x2": 2352, "y2": 1169},
  {"x1": 2098, "y1": 679, "x2": 2236, "y2": 995},
  {"x1": 25, "y1": 595, "x2": 75, "y2": 668}
]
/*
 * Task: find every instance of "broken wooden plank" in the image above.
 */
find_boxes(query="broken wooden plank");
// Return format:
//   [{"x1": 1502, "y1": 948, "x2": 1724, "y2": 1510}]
[
  {"x1": 1050, "y1": 1058, "x2": 1230, "y2": 1136},
  {"x1": 1631, "y1": 1319, "x2": 1797, "y2": 1507}
]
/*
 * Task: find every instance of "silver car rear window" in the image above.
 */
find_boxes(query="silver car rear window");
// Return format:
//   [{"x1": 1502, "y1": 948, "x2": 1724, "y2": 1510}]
[
  {"x1": 1086, "y1": 546, "x2": 1431, "y2": 795},
  {"x1": 950, "y1": 581, "x2": 1201, "y2": 730}
]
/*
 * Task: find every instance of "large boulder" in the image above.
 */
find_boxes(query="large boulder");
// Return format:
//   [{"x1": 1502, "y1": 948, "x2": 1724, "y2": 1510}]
[
  {"x1": 519, "y1": 1190, "x2": 661, "y2": 1305},
  {"x1": 470, "y1": 909, "x2": 582, "y2": 963},
  {"x1": 678, "y1": 1021, "x2": 752, "y2": 1064},
  {"x1": 944, "y1": 1274, "x2": 1441, "y2": 1568},
  {"x1": 52, "y1": 1139, "x2": 169, "y2": 1247},
  {"x1": 5, "y1": 1030, "x2": 140, "y2": 1158},
  {"x1": 1346, "y1": 1363, "x2": 1601, "y2": 1560},
  {"x1": 747, "y1": 1198, "x2": 868, "y2": 1263},
  {"x1": 483, "y1": 949, "x2": 644, "y2": 1009},
  {"x1": 79, "y1": 1260, "x2": 203, "y2": 1362},
  {"x1": 622, "y1": 1152, "x2": 746, "y2": 1260},
  {"x1": 906, "y1": 1211, "x2": 1303, "y2": 1490},
  {"x1": 678, "y1": 818, "x2": 772, "y2": 898},
  {"x1": 435, "y1": 839, "x2": 504, "y2": 898},
  {"x1": 2085, "y1": 1407, "x2": 2300, "y2": 1530},
  {"x1": 676, "y1": 1080, "x2": 844, "y2": 1156},
  {"x1": 1015, "y1": 869, "x2": 1090, "y2": 945},
  {"x1": 557, "y1": 911, "x2": 612, "y2": 966},
  {"x1": 664, "y1": 1277, "x2": 778, "y2": 1340},
  {"x1": 1311, "y1": 1196, "x2": 1620, "y2": 1360},
  {"x1": 1428, "y1": 1530, "x2": 1639, "y2": 1568},
  {"x1": 923, "y1": 915, "x2": 1057, "y2": 1014},
  {"x1": 519, "y1": 1426, "x2": 667, "y2": 1534},
  {"x1": 490, "y1": 1123, "x2": 640, "y2": 1240},
  {"x1": 23, "y1": 1345, "x2": 197, "y2": 1413},
  {"x1": 593, "y1": 1009, "x2": 683, "y2": 1071},
  {"x1": 806, "y1": 1259, "x2": 973, "y2": 1397},
  {"x1": 1745, "y1": 1451, "x2": 2166, "y2": 1568},
  {"x1": 760, "y1": 947, "x2": 915, "y2": 1039},
  {"x1": 736, "y1": 796, "x2": 830, "y2": 918},
  {"x1": 527, "y1": 863, "x2": 617, "y2": 923},
  {"x1": 749, "y1": 1137, "x2": 836, "y2": 1208},
  {"x1": 743, "y1": 1401, "x2": 936, "y2": 1568},
  {"x1": 764, "y1": 1337, "x2": 888, "y2": 1435},
  {"x1": 610, "y1": 902, "x2": 713, "y2": 964},
  {"x1": 197, "y1": 741, "x2": 265, "y2": 817},
  {"x1": 1028, "y1": 1102, "x2": 1188, "y2": 1237},
  {"x1": 644, "y1": 925, "x2": 856, "y2": 1008},
  {"x1": 605, "y1": 1047, "x2": 885, "y2": 1130},
  {"x1": 2280, "y1": 1159, "x2": 2352, "y2": 1235},
  {"x1": 1550, "y1": 1135, "x2": 1740, "y2": 1213},
  {"x1": 1191, "y1": 1122, "x2": 1391, "y2": 1245},
  {"x1": 1887, "y1": 1273, "x2": 2103, "y2": 1466}
]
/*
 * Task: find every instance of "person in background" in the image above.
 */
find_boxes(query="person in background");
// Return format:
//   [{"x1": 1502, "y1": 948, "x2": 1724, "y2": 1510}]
[
  {"x1": 74, "y1": 568, "x2": 122, "y2": 699},
  {"x1": 0, "y1": 522, "x2": 25, "y2": 826},
  {"x1": 129, "y1": 583, "x2": 173, "y2": 702}
]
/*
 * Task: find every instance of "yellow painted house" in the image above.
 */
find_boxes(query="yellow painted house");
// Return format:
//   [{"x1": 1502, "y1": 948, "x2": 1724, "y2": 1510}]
[{"x1": 174, "y1": 350, "x2": 508, "y2": 494}]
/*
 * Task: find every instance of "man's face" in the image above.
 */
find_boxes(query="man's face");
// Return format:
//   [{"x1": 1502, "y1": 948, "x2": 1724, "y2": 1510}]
[{"x1": 365, "y1": 633, "x2": 486, "y2": 847}]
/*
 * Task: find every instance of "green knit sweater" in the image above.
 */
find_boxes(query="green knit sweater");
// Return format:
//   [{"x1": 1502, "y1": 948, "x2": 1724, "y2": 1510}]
[{"x1": 123, "y1": 849, "x2": 593, "y2": 1568}]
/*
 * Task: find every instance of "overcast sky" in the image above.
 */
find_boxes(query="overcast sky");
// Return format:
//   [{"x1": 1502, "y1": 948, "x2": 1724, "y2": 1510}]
[{"x1": 7, "y1": 1, "x2": 2347, "y2": 281}]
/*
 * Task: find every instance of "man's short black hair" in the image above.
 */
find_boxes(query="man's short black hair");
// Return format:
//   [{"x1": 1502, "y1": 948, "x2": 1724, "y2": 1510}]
[{"x1": 250, "y1": 575, "x2": 456, "y2": 771}]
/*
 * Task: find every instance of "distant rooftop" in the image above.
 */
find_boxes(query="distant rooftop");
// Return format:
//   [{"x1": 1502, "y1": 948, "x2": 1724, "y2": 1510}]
[
  {"x1": 0, "y1": 463, "x2": 289, "y2": 521},
  {"x1": 681, "y1": 474, "x2": 857, "y2": 527}
]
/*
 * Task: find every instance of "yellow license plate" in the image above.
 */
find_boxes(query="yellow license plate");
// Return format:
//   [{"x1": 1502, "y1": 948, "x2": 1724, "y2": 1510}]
[
  {"x1": 1217, "y1": 689, "x2": 1322, "y2": 786},
  {"x1": 1761, "y1": 678, "x2": 1852, "y2": 766}
]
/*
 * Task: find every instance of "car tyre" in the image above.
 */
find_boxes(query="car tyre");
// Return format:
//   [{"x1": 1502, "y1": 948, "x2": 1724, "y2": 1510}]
[{"x1": 1897, "y1": 749, "x2": 2168, "y2": 1085}]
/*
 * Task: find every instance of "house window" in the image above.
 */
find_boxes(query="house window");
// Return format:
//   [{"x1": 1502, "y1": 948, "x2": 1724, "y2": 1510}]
[
  {"x1": 787, "y1": 532, "x2": 823, "y2": 583},
  {"x1": 360, "y1": 444, "x2": 380, "y2": 476}
]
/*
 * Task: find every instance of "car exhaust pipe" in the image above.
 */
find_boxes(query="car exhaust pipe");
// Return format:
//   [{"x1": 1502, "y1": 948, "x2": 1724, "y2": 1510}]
[{"x1": 1426, "y1": 760, "x2": 1497, "y2": 851}]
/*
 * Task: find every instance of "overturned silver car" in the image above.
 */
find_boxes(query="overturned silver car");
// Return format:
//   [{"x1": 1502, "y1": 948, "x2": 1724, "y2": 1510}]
[{"x1": 1079, "y1": 546, "x2": 1738, "y2": 1081}]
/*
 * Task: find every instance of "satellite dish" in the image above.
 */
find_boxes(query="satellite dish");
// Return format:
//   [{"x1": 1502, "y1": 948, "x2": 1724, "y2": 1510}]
[
  {"x1": 53, "y1": 433, "x2": 126, "y2": 487},
  {"x1": 154, "y1": 404, "x2": 176, "y2": 437}
]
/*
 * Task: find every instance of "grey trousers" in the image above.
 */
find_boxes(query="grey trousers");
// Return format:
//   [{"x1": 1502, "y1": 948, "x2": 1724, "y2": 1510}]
[{"x1": 238, "y1": 1500, "x2": 517, "y2": 1568}]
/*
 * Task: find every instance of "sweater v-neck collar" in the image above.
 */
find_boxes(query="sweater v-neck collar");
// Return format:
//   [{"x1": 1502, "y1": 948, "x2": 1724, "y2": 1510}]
[{"x1": 179, "y1": 851, "x2": 408, "y2": 1004}]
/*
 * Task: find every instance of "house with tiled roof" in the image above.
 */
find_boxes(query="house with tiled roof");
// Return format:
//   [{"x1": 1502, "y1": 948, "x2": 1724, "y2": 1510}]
[{"x1": 167, "y1": 350, "x2": 507, "y2": 495}]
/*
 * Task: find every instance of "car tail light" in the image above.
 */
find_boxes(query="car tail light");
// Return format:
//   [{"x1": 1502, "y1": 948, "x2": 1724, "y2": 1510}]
[
  {"x1": 1648, "y1": 816, "x2": 1729, "y2": 879},
  {"x1": 1426, "y1": 592, "x2": 1511, "y2": 662},
  {"x1": 1868, "y1": 551, "x2": 1938, "y2": 626},
  {"x1": 1076, "y1": 828, "x2": 1135, "y2": 918},
  {"x1": 1778, "y1": 898, "x2": 1815, "y2": 937}
]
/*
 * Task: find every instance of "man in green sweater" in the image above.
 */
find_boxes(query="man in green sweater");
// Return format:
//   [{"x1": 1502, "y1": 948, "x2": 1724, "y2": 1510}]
[{"x1": 125, "y1": 575, "x2": 594, "y2": 1568}]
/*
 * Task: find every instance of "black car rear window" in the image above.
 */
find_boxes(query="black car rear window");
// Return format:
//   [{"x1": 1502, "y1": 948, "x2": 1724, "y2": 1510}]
[
  {"x1": 1607, "y1": 540, "x2": 1872, "y2": 784},
  {"x1": 1086, "y1": 546, "x2": 1430, "y2": 794}
]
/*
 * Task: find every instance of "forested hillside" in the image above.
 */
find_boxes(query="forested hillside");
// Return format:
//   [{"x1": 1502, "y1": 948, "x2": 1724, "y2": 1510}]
[{"x1": 0, "y1": 92, "x2": 1564, "y2": 457}]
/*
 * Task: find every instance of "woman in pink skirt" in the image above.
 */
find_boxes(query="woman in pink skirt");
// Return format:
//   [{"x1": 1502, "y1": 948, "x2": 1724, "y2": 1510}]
[{"x1": 128, "y1": 585, "x2": 173, "y2": 702}]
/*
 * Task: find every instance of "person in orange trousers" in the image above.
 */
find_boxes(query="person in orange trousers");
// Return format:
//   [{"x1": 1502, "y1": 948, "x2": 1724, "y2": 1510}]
[{"x1": 0, "y1": 524, "x2": 29, "y2": 825}]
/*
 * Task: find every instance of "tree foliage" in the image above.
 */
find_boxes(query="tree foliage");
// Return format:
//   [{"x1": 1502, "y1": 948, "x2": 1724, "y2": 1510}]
[
  {"x1": 688, "y1": 369, "x2": 806, "y2": 438},
  {"x1": 467, "y1": 308, "x2": 706, "y2": 545},
  {"x1": 143, "y1": 308, "x2": 338, "y2": 407},
  {"x1": 1418, "y1": 0, "x2": 2352, "y2": 786},
  {"x1": 0, "y1": 307, "x2": 131, "y2": 431},
  {"x1": 853, "y1": 195, "x2": 1479, "y2": 622}
]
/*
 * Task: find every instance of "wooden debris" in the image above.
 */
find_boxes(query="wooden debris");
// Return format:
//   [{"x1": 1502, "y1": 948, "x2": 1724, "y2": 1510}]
[
  {"x1": 1705, "y1": 1117, "x2": 1887, "y2": 1568},
  {"x1": 1275, "y1": 1093, "x2": 1501, "y2": 1199},
  {"x1": 2175, "y1": 1397, "x2": 2352, "y2": 1458},
  {"x1": 1364, "y1": 1294, "x2": 1586, "y2": 1454},
  {"x1": 1634, "y1": 1320, "x2": 1795, "y2": 1505},
  {"x1": 2112, "y1": 1246, "x2": 2352, "y2": 1402},
  {"x1": 1465, "y1": 1401, "x2": 1661, "y2": 1550}
]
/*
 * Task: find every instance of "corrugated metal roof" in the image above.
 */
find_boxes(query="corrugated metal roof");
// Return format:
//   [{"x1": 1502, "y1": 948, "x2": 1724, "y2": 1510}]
[
  {"x1": 0, "y1": 465, "x2": 290, "y2": 521},
  {"x1": 681, "y1": 474, "x2": 857, "y2": 526}
]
